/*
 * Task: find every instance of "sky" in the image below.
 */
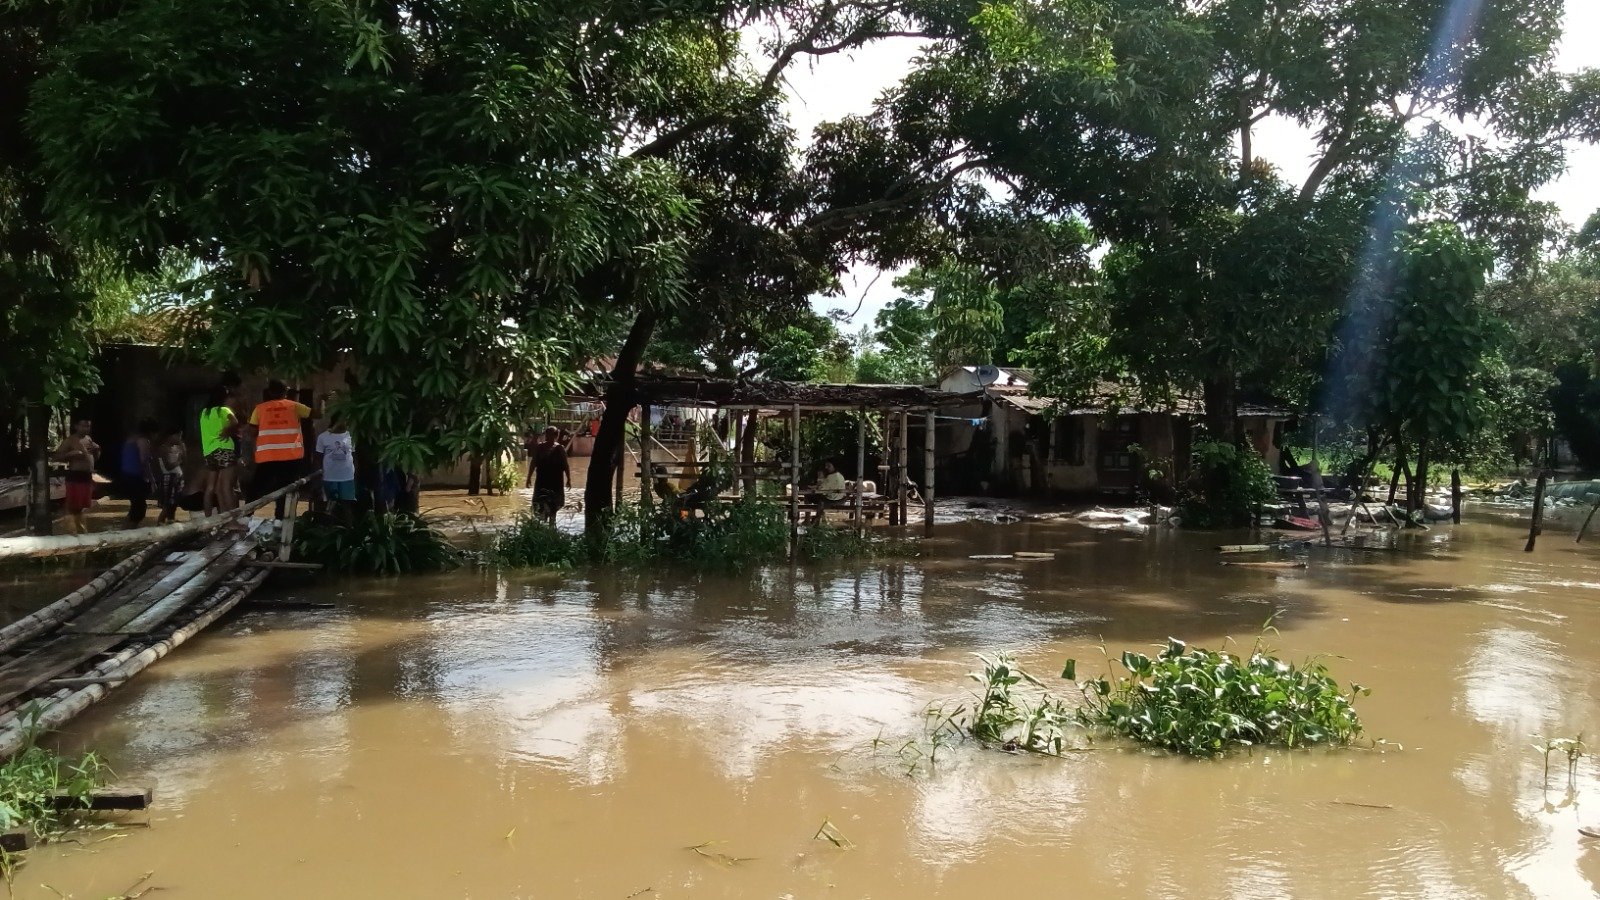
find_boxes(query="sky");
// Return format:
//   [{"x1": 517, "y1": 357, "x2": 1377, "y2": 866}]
[{"x1": 780, "y1": 4, "x2": 1600, "y2": 331}]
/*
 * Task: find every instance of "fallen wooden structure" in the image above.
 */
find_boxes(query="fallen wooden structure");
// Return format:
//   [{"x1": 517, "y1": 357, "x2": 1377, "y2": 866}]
[{"x1": 0, "y1": 476, "x2": 316, "y2": 758}]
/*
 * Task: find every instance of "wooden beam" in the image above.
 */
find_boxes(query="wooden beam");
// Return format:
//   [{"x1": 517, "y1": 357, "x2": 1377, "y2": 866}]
[
  {"x1": 244, "y1": 560, "x2": 323, "y2": 570},
  {"x1": 789, "y1": 404, "x2": 800, "y2": 554},
  {"x1": 48, "y1": 785, "x2": 151, "y2": 811},
  {"x1": 1526, "y1": 470, "x2": 1549, "y2": 552},
  {"x1": 924, "y1": 410, "x2": 936, "y2": 537},
  {"x1": 278, "y1": 488, "x2": 299, "y2": 562},
  {"x1": 854, "y1": 408, "x2": 866, "y2": 536},
  {"x1": 0, "y1": 829, "x2": 33, "y2": 852},
  {"x1": 898, "y1": 410, "x2": 909, "y2": 527},
  {"x1": 640, "y1": 404, "x2": 653, "y2": 514}
]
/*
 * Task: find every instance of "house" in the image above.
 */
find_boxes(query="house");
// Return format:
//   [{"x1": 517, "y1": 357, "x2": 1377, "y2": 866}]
[{"x1": 934, "y1": 367, "x2": 1290, "y2": 498}]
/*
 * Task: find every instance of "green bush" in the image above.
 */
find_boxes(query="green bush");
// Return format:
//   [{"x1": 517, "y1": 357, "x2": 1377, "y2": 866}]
[
  {"x1": 1068, "y1": 637, "x2": 1367, "y2": 757},
  {"x1": 490, "y1": 513, "x2": 585, "y2": 569},
  {"x1": 0, "y1": 743, "x2": 108, "y2": 841},
  {"x1": 1179, "y1": 439, "x2": 1278, "y2": 527},
  {"x1": 295, "y1": 511, "x2": 461, "y2": 575}
]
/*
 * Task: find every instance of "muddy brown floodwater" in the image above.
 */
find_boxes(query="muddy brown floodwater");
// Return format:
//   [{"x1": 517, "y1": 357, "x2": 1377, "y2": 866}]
[{"x1": 14, "y1": 507, "x2": 1600, "y2": 898}]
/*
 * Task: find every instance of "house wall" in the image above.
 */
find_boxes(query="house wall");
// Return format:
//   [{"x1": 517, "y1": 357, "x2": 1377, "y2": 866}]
[
  {"x1": 1242, "y1": 417, "x2": 1284, "y2": 471},
  {"x1": 1043, "y1": 416, "x2": 1098, "y2": 492}
]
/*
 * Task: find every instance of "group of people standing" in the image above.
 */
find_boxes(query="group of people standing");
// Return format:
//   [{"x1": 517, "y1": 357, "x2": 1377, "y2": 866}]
[{"x1": 51, "y1": 377, "x2": 362, "y2": 533}]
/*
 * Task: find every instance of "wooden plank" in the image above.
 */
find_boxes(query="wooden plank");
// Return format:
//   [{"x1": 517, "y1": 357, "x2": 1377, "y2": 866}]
[
  {"x1": 47, "y1": 785, "x2": 151, "y2": 811},
  {"x1": 0, "y1": 829, "x2": 33, "y2": 852},
  {"x1": 244, "y1": 560, "x2": 322, "y2": 570}
]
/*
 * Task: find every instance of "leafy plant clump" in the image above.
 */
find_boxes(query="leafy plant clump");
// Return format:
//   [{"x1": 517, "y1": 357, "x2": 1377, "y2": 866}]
[
  {"x1": 932, "y1": 652, "x2": 1079, "y2": 755},
  {"x1": 0, "y1": 743, "x2": 109, "y2": 851},
  {"x1": 294, "y1": 511, "x2": 462, "y2": 575},
  {"x1": 1069, "y1": 637, "x2": 1367, "y2": 757},
  {"x1": 1179, "y1": 439, "x2": 1279, "y2": 528},
  {"x1": 490, "y1": 514, "x2": 585, "y2": 569}
]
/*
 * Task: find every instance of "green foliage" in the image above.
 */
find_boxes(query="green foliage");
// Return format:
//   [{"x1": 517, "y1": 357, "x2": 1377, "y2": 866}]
[
  {"x1": 487, "y1": 457, "x2": 519, "y2": 495},
  {"x1": 490, "y1": 514, "x2": 584, "y2": 569},
  {"x1": 1178, "y1": 439, "x2": 1278, "y2": 528},
  {"x1": 294, "y1": 511, "x2": 460, "y2": 575},
  {"x1": 0, "y1": 742, "x2": 108, "y2": 838},
  {"x1": 934, "y1": 652, "x2": 1079, "y2": 755},
  {"x1": 1067, "y1": 636, "x2": 1367, "y2": 757}
]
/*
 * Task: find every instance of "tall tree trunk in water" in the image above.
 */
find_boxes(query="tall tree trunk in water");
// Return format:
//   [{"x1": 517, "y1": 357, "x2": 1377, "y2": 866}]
[
  {"x1": 585, "y1": 310, "x2": 658, "y2": 537},
  {"x1": 1388, "y1": 443, "x2": 1406, "y2": 505},
  {"x1": 1409, "y1": 438, "x2": 1431, "y2": 521},
  {"x1": 740, "y1": 410, "x2": 758, "y2": 495},
  {"x1": 466, "y1": 453, "x2": 483, "y2": 496},
  {"x1": 1201, "y1": 372, "x2": 1239, "y2": 444},
  {"x1": 25, "y1": 403, "x2": 52, "y2": 536}
]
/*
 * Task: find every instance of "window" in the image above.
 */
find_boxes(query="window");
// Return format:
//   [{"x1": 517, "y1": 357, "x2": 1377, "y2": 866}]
[{"x1": 1052, "y1": 417, "x2": 1085, "y2": 465}]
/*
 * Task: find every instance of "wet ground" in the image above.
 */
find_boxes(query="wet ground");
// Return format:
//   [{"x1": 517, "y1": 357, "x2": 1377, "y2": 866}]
[{"x1": 9, "y1": 502, "x2": 1600, "y2": 898}]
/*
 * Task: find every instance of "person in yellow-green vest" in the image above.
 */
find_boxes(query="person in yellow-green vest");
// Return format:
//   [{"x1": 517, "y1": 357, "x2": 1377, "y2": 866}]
[
  {"x1": 247, "y1": 379, "x2": 314, "y2": 520},
  {"x1": 198, "y1": 383, "x2": 241, "y2": 516}
]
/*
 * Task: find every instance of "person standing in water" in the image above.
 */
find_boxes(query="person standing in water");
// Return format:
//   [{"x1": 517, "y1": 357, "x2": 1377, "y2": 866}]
[
  {"x1": 198, "y1": 384, "x2": 240, "y2": 516},
  {"x1": 117, "y1": 418, "x2": 158, "y2": 528},
  {"x1": 248, "y1": 379, "x2": 314, "y2": 521},
  {"x1": 531, "y1": 426, "x2": 570, "y2": 524},
  {"x1": 51, "y1": 418, "x2": 99, "y2": 534}
]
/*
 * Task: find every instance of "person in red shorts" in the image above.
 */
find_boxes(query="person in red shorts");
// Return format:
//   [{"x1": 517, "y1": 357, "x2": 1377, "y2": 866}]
[{"x1": 51, "y1": 418, "x2": 100, "y2": 534}]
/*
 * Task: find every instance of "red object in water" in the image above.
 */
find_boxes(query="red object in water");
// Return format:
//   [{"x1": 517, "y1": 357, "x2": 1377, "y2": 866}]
[{"x1": 1275, "y1": 516, "x2": 1322, "y2": 532}]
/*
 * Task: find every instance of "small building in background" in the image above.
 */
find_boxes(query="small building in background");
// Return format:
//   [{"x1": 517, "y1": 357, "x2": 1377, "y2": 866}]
[{"x1": 934, "y1": 366, "x2": 1290, "y2": 499}]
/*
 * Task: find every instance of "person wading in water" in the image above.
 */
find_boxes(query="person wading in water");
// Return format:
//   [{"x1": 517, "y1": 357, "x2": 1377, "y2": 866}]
[{"x1": 531, "y1": 426, "x2": 571, "y2": 524}]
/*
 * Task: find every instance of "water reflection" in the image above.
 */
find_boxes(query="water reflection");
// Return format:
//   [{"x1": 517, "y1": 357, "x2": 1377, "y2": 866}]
[{"x1": 22, "y1": 515, "x2": 1600, "y2": 898}]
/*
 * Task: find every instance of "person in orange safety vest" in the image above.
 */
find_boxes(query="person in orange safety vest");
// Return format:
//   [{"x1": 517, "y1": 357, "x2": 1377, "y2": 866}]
[{"x1": 248, "y1": 379, "x2": 314, "y2": 520}]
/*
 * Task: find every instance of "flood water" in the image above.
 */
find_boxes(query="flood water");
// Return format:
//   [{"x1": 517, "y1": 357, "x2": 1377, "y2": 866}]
[{"x1": 16, "y1": 506, "x2": 1600, "y2": 898}]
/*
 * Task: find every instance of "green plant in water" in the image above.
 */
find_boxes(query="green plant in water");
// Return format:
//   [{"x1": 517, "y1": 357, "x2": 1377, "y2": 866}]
[
  {"x1": 294, "y1": 510, "x2": 461, "y2": 575},
  {"x1": 1067, "y1": 636, "x2": 1367, "y2": 757},
  {"x1": 932, "y1": 653, "x2": 1081, "y2": 755},
  {"x1": 490, "y1": 514, "x2": 585, "y2": 569},
  {"x1": 1534, "y1": 734, "x2": 1585, "y2": 786}
]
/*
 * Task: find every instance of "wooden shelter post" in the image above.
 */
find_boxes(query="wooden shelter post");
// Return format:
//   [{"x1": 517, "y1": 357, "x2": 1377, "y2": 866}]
[
  {"x1": 897, "y1": 410, "x2": 909, "y2": 527},
  {"x1": 789, "y1": 404, "x2": 801, "y2": 553},
  {"x1": 639, "y1": 404, "x2": 653, "y2": 513},
  {"x1": 854, "y1": 408, "x2": 866, "y2": 536},
  {"x1": 732, "y1": 411, "x2": 745, "y2": 500},
  {"x1": 923, "y1": 409, "x2": 936, "y2": 536}
]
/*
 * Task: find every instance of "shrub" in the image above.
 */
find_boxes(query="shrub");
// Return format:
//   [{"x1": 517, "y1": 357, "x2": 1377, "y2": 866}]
[
  {"x1": 1068, "y1": 637, "x2": 1367, "y2": 757},
  {"x1": 1179, "y1": 439, "x2": 1278, "y2": 527},
  {"x1": 0, "y1": 742, "x2": 108, "y2": 840},
  {"x1": 490, "y1": 514, "x2": 585, "y2": 569},
  {"x1": 294, "y1": 511, "x2": 461, "y2": 575}
]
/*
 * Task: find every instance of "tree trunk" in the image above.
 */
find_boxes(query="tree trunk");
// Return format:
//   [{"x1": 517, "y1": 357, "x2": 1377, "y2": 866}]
[
  {"x1": 1201, "y1": 372, "x2": 1239, "y2": 444},
  {"x1": 585, "y1": 310, "x2": 658, "y2": 536},
  {"x1": 1387, "y1": 444, "x2": 1406, "y2": 505},
  {"x1": 25, "y1": 403, "x2": 52, "y2": 536},
  {"x1": 466, "y1": 453, "x2": 482, "y2": 496},
  {"x1": 1409, "y1": 438, "x2": 1430, "y2": 522},
  {"x1": 740, "y1": 410, "x2": 758, "y2": 495}
]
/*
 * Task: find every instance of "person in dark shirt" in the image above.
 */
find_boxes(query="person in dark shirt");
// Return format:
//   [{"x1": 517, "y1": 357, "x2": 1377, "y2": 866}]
[{"x1": 531, "y1": 426, "x2": 570, "y2": 523}]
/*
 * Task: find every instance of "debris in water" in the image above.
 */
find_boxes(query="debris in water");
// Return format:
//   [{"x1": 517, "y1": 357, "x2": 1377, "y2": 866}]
[
  {"x1": 813, "y1": 819, "x2": 855, "y2": 850},
  {"x1": 688, "y1": 841, "x2": 753, "y2": 867}
]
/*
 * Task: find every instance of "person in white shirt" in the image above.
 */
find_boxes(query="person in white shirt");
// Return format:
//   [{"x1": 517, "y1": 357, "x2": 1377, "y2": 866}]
[{"x1": 315, "y1": 417, "x2": 357, "y2": 507}]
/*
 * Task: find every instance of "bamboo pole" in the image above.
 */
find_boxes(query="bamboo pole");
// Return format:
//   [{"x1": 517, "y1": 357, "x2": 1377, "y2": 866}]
[
  {"x1": 854, "y1": 408, "x2": 866, "y2": 536},
  {"x1": 732, "y1": 412, "x2": 744, "y2": 500},
  {"x1": 120, "y1": 538, "x2": 255, "y2": 635},
  {"x1": 0, "y1": 538, "x2": 180, "y2": 656},
  {"x1": 279, "y1": 489, "x2": 299, "y2": 561},
  {"x1": 923, "y1": 409, "x2": 936, "y2": 537},
  {"x1": 1525, "y1": 470, "x2": 1549, "y2": 553},
  {"x1": 0, "y1": 474, "x2": 316, "y2": 561},
  {"x1": 0, "y1": 570, "x2": 267, "y2": 759}
]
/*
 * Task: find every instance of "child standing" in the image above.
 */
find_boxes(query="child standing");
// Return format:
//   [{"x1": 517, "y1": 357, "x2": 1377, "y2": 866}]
[
  {"x1": 314, "y1": 417, "x2": 356, "y2": 508},
  {"x1": 155, "y1": 431, "x2": 186, "y2": 525}
]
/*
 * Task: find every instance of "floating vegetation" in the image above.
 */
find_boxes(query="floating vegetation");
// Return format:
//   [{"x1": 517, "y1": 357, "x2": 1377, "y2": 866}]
[
  {"x1": 1534, "y1": 734, "x2": 1586, "y2": 786},
  {"x1": 935, "y1": 632, "x2": 1369, "y2": 759},
  {"x1": 1068, "y1": 636, "x2": 1368, "y2": 757}
]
